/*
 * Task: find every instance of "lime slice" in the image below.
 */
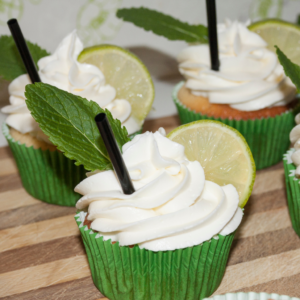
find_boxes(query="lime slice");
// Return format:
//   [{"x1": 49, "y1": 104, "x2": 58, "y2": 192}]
[
  {"x1": 249, "y1": 19, "x2": 300, "y2": 64},
  {"x1": 78, "y1": 45, "x2": 155, "y2": 125},
  {"x1": 167, "y1": 120, "x2": 256, "y2": 208}
]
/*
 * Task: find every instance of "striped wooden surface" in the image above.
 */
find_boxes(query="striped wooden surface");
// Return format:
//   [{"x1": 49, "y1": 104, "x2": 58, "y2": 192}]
[{"x1": 0, "y1": 115, "x2": 299, "y2": 299}]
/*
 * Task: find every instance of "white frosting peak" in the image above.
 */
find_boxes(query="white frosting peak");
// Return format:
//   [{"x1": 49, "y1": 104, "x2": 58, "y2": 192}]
[
  {"x1": 2, "y1": 31, "x2": 140, "y2": 142},
  {"x1": 75, "y1": 129, "x2": 242, "y2": 251},
  {"x1": 177, "y1": 20, "x2": 296, "y2": 111}
]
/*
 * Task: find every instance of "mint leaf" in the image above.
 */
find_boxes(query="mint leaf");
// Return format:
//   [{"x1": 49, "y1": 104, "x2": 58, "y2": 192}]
[
  {"x1": 117, "y1": 7, "x2": 208, "y2": 43},
  {"x1": 276, "y1": 46, "x2": 300, "y2": 92},
  {"x1": 0, "y1": 35, "x2": 50, "y2": 81},
  {"x1": 25, "y1": 83, "x2": 130, "y2": 171}
]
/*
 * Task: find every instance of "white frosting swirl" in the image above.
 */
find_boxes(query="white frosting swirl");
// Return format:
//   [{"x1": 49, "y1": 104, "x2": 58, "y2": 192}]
[
  {"x1": 75, "y1": 128, "x2": 243, "y2": 251},
  {"x1": 289, "y1": 113, "x2": 300, "y2": 175},
  {"x1": 177, "y1": 20, "x2": 296, "y2": 111},
  {"x1": 2, "y1": 31, "x2": 140, "y2": 143}
]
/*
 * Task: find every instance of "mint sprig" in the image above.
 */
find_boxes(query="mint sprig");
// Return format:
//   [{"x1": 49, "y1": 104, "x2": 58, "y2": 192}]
[
  {"x1": 25, "y1": 83, "x2": 130, "y2": 171},
  {"x1": 276, "y1": 46, "x2": 300, "y2": 92},
  {"x1": 117, "y1": 7, "x2": 208, "y2": 43},
  {"x1": 0, "y1": 35, "x2": 49, "y2": 81}
]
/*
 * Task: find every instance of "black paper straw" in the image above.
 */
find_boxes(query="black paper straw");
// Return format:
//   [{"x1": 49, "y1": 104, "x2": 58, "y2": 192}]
[
  {"x1": 206, "y1": 0, "x2": 220, "y2": 71},
  {"x1": 95, "y1": 113, "x2": 135, "y2": 195},
  {"x1": 7, "y1": 18, "x2": 41, "y2": 83}
]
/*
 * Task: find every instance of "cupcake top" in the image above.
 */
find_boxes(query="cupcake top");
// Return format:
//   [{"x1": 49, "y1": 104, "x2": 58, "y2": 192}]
[
  {"x1": 75, "y1": 128, "x2": 243, "y2": 251},
  {"x1": 2, "y1": 31, "x2": 140, "y2": 143},
  {"x1": 177, "y1": 20, "x2": 296, "y2": 111}
]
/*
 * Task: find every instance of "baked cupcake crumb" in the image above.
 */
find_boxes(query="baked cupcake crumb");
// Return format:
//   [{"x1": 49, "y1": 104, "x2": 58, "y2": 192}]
[
  {"x1": 178, "y1": 84, "x2": 297, "y2": 120},
  {"x1": 9, "y1": 128, "x2": 56, "y2": 151}
]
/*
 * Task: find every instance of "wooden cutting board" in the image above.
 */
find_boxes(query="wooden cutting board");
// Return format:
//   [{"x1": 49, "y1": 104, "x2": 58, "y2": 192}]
[{"x1": 0, "y1": 115, "x2": 299, "y2": 299}]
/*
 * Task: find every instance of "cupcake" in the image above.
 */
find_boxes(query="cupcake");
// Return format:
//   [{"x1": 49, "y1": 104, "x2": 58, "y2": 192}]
[
  {"x1": 1, "y1": 31, "x2": 154, "y2": 206},
  {"x1": 174, "y1": 20, "x2": 297, "y2": 170},
  {"x1": 116, "y1": 8, "x2": 299, "y2": 170},
  {"x1": 283, "y1": 114, "x2": 300, "y2": 237},
  {"x1": 278, "y1": 45, "x2": 300, "y2": 237},
  {"x1": 75, "y1": 128, "x2": 244, "y2": 300}
]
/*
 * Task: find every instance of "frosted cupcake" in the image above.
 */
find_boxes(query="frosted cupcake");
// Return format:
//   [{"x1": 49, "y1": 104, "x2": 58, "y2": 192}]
[
  {"x1": 174, "y1": 20, "x2": 297, "y2": 170},
  {"x1": 1, "y1": 31, "x2": 153, "y2": 206},
  {"x1": 277, "y1": 44, "x2": 300, "y2": 237},
  {"x1": 116, "y1": 8, "x2": 299, "y2": 170},
  {"x1": 283, "y1": 113, "x2": 300, "y2": 237},
  {"x1": 75, "y1": 129, "x2": 243, "y2": 300}
]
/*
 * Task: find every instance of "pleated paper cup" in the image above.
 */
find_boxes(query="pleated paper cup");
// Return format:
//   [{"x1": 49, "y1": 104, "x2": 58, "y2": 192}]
[
  {"x1": 76, "y1": 211, "x2": 235, "y2": 300},
  {"x1": 283, "y1": 149, "x2": 300, "y2": 237},
  {"x1": 3, "y1": 123, "x2": 86, "y2": 206},
  {"x1": 204, "y1": 292, "x2": 300, "y2": 300},
  {"x1": 173, "y1": 82, "x2": 300, "y2": 170}
]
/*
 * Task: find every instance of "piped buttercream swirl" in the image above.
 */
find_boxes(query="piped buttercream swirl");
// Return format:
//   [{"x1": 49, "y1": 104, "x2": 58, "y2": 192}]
[
  {"x1": 2, "y1": 31, "x2": 140, "y2": 143},
  {"x1": 177, "y1": 20, "x2": 296, "y2": 111},
  {"x1": 75, "y1": 128, "x2": 243, "y2": 251}
]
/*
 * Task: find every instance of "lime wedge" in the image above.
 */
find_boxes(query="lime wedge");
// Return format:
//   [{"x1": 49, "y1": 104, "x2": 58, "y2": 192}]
[
  {"x1": 78, "y1": 45, "x2": 155, "y2": 125},
  {"x1": 167, "y1": 120, "x2": 256, "y2": 208},
  {"x1": 249, "y1": 19, "x2": 300, "y2": 64}
]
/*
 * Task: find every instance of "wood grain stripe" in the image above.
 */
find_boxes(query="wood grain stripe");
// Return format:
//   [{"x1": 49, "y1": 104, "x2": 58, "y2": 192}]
[
  {"x1": 0, "y1": 147, "x2": 13, "y2": 160},
  {"x1": 228, "y1": 227, "x2": 300, "y2": 266},
  {"x1": 0, "y1": 255, "x2": 90, "y2": 298},
  {"x1": 0, "y1": 189, "x2": 39, "y2": 212},
  {"x1": 0, "y1": 215, "x2": 79, "y2": 252},
  {"x1": 0, "y1": 235, "x2": 85, "y2": 274},
  {"x1": 252, "y1": 168, "x2": 284, "y2": 195},
  {"x1": 0, "y1": 277, "x2": 104, "y2": 300},
  {"x1": 0, "y1": 173, "x2": 22, "y2": 193},
  {"x1": 214, "y1": 248, "x2": 300, "y2": 295},
  {"x1": 234, "y1": 272, "x2": 300, "y2": 297},
  {"x1": 235, "y1": 207, "x2": 291, "y2": 239},
  {"x1": 0, "y1": 203, "x2": 76, "y2": 230},
  {"x1": 245, "y1": 189, "x2": 287, "y2": 216},
  {"x1": 0, "y1": 158, "x2": 17, "y2": 176}
]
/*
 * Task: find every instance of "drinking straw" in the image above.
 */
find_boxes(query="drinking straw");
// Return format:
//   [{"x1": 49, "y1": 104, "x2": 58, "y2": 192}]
[
  {"x1": 95, "y1": 113, "x2": 135, "y2": 195},
  {"x1": 206, "y1": 0, "x2": 220, "y2": 71},
  {"x1": 7, "y1": 18, "x2": 41, "y2": 83}
]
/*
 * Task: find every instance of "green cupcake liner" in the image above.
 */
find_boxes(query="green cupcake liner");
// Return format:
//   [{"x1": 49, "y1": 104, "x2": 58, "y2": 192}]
[
  {"x1": 3, "y1": 123, "x2": 86, "y2": 206},
  {"x1": 173, "y1": 82, "x2": 300, "y2": 170},
  {"x1": 75, "y1": 212, "x2": 235, "y2": 300},
  {"x1": 283, "y1": 149, "x2": 300, "y2": 237}
]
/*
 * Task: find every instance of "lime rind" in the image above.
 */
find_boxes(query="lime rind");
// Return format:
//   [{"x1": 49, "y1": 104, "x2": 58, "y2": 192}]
[
  {"x1": 167, "y1": 120, "x2": 256, "y2": 208},
  {"x1": 248, "y1": 18, "x2": 300, "y2": 32}
]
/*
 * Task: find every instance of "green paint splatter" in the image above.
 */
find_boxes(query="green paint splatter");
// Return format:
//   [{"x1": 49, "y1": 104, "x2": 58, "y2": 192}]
[
  {"x1": 77, "y1": 0, "x2": 122, "y2": 46},
  {"x1": 0, "y1": 0, "x2": 23, "y2": 25},
  {"x1": 251, "y1": 0, "x2": 300, "y2": 20}
]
